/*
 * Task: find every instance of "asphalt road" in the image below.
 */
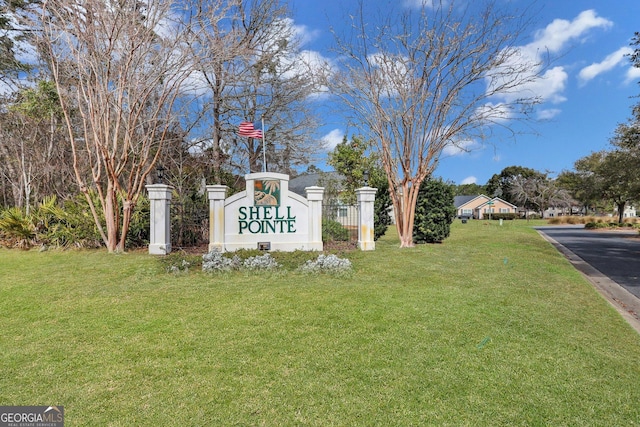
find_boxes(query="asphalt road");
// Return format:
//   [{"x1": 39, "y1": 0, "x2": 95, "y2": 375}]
[{"x1": 536, "y1": 225, "x2": 640, "y2": 299}]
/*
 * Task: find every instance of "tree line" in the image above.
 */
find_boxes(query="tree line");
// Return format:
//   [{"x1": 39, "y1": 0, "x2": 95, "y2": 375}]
[
  {"x1": 460, "y1": 33, "x2": 640, "y2": 222},
  {"x1": 1, "y1": 0, "x2": 324, "y2": 252},
  {"x1": 1, "y1": 0, "x2": 638, "y2": 251},
  {"x1": 454, "y1": 104, "x2": 640, "y2": 224}
]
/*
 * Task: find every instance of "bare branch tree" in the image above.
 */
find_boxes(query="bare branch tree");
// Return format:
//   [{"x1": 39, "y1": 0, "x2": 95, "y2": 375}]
[
  {"x1": 0, "y1": 81, "x2": 72, "y2": 212},
  {"x1": 510, "y1": 174, "x2": 573, "y2": 218},
  {"x1": 330, "y1": 0, "x2": 542, "y2": 247},
  {"x1": 24, "y1": 0, "x2": 195, "y2": 252},
  {"x1": 184, "y1": 0, "x2": 321, "y2": 178}
]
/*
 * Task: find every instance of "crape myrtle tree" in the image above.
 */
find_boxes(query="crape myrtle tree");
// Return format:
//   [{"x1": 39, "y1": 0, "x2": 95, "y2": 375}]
[
  {"x1": 330, "y1": 0, "x2": 542, "y2": 247},
  {"x1": 24, "y1": 0, "x2": 195, "y2": 252}
]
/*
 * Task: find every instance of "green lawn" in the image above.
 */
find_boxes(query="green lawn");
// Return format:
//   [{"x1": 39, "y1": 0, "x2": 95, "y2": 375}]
[{"x1": 1, "y1": 220, "x2": 639, "y2": 426}]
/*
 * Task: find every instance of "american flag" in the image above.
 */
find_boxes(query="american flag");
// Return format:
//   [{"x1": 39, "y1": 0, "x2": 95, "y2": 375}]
[{"x1": 238, "y1": 121, "x2": 263, "y2": 139}]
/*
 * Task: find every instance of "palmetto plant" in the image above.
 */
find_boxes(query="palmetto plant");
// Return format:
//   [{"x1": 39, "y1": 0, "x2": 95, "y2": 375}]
[
  {"x1": 0, "y1": 195, "x2": 103, "y2": 249},
  {"x1": 0, "y1": 207, "x2": 36, "y2": 248}
]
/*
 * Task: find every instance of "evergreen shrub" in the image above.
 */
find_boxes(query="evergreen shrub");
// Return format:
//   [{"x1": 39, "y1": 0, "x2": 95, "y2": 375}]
[
  {"x1": 413, "y1": 178, "x2": 456, "y2": 244},
  {"x1": 322, "y1": 219, "x2": 350, "y2": 241},
  {"x1": 488, "y1": 213, "x2": 518, "y2": 220}
]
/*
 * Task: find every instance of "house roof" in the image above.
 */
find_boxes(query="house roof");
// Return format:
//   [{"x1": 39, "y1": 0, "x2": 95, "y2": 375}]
[
  {"x1": 476, "y1": 197, "x2": 518, "y2": 209},
  {"x1": 454, "y1": 195, "x2": 478, "y2": 208},
  {"x1": 288, "y1": 171, "x2": 343, "y2": 195},
  {"x1": 455, "y1": 194, "x2": 518, "y2": 210},
  {"x1": 454, "y1": 194, "x2": 490, "y2": 209}
]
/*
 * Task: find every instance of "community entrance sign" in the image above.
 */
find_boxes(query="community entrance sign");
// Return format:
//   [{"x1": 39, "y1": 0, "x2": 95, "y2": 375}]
[
  {"x1": 207, "y1": 172, "x2": 324, "y2": 252},
  {"x1": 146, "y1": 172, "x2": 376, "y2": 254}
]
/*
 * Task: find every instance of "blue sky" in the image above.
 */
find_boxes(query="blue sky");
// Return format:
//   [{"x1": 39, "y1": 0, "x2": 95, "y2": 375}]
[{"x1": 289, "y1": 0, "x2": 640, "y2": 185}]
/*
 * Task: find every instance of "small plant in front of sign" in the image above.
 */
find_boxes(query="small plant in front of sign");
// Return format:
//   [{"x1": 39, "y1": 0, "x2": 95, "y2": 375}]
[
  {"x1": 202, "y1": 250, "x2": 241, "y2": 272},
  {"x1": 298, "y1": 254, "x2": 352, "y2": 276},
  {"x1": 168, "y1": 259, "x2": 191, "y2": 274},
  {"x1": 242, "y1": 253, "x2": 280, "y2": 271}
]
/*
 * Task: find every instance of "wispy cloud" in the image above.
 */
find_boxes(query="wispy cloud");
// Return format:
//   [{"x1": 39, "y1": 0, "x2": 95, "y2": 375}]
[
  {"x1": 403, "y1": 0, "x2": 445, "y2": 8},
  {"x1": 527, "y1": 10, "x2": 612, "y2": 55},
  {"x1": 625, "y1": 66, "x2": 640, "y2": 85},
  {"x1": 578, "y1": 47, "x2": 634, "y2": 85},
  {"x1": 321, "y1": 129, "x2": 344, "y2": 150},
  {"x1": 291, "y1": 20, "x2": 321, "y2": 47},
  {"x1": 490, "y1": 9, "x2": 612, "y2": 113},
  {"x1": 537, "y1": 108, "x2": 562, "y2": 120},
  {"x1": 461, "y1": 176, "x2": 477, "y2": 185},
  {"x1": 442, "y1": 139, "x2": 482, "y2": 157}
]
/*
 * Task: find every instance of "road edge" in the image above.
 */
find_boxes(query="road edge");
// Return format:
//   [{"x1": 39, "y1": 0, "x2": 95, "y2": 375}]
[{"x1": 537, "y1": 230, "x2": 640, "y2": 335}]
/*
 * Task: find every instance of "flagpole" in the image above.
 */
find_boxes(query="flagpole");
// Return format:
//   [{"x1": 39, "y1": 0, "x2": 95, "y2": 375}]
[{"x1": 261, "y1": 117, "x2": 266, "y2": 172}]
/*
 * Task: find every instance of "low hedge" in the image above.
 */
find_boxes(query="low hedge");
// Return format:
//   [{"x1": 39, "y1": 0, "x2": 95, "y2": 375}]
[{"x1": 485, "y1": 213, "x2": 518, "y2": 220}]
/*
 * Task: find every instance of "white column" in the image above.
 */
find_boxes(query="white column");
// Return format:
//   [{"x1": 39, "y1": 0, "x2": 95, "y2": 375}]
[
  {"x1": 305, "y1": 186, "x2": 324, "y2": 251},
  {"x1": 146, "y1": 184, "x2": 172, "y2": 255},
  {"x1": 356, "y1": 186, "x2": 377, "y2": 251},
  {"x1": 206, "y1": 185, "x2": 228, "y2": 252}
]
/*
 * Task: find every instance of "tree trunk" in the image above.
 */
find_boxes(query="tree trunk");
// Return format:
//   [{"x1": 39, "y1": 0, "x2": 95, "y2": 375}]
[
  {"x1": 617, "y1": 202, "x2": 625, "y2": 224},
  {"x1": 117, "y1": 199, "x2": 133, "y2": 253},
  {"x1": 392, "y1": 181, "x2": 420, "y2": 248},
  {"x1": 104, "y1": 183, "x2": 118, "y2": 253}
]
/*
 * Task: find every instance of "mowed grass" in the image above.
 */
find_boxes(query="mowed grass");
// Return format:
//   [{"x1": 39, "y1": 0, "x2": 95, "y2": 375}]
[{"x1": 1, "y1": 220, "x2": 640, "y2": 426}]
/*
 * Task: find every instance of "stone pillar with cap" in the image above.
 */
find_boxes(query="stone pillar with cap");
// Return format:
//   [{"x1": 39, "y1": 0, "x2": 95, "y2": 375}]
[
  {"x1": 356, "y1": 186, "x2": 377, "y2": 251},
  {"x1": 146, "y1": 184, "x2": 173, "y2": 255},
  {"x1": 305, "y1": 186, "x2": 324, "y2": 251},
  {"x1": 206, "y1": 185, "x2": 228, "y2": 252}
]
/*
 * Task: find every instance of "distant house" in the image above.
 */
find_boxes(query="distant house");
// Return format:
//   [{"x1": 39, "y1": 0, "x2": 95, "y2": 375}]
[
  {"x1": 611, "y1": 204, "x2": 637, "y2": 219},
  {"x1": 454, "y1": 195, "x2": 518, "y2": 219}
]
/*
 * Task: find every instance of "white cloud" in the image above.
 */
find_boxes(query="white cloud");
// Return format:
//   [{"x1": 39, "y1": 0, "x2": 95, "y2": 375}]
[
  {"x1": 291, "y1": 21, "x2": 321, "y2": 47},
  {"x1": 488, "y1": 10, "x2": 612, "y2": 116},
  {"x1": 461, "y1": 176, "x2": 477, "y2": 185},
  {"x1": 321, "y1": 129, "x2": 344, "y2": 150},
  {"x1": 625, "y1": 67, "x2": 640, "y2": 85},
  {"x1": 578, "y1": 47, "x2": 633, "y2": 85},
  {"x1": 403, "y1": 0, "x2": 445, "y2": 8},
  {"x1": 527, "y1": 66, "x2": 568, "y2": 104},
  {"x1": 527, "y1": 10, "x2": 612, "y2": 55},
  {"x1": 474, "y1": 102, "x2": 515, "y2": 124},
  {"x1": 442, "y1": 139, "x2": 482, "y2": 157},
  {"x1": 537, "y1": 108, "x2": 562, "y2": 120}
]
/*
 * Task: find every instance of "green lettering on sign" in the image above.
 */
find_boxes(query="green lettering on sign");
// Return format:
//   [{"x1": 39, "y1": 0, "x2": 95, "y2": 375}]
[{"x1": 237, "y1": 206, "x2": 297, "y2": 234}]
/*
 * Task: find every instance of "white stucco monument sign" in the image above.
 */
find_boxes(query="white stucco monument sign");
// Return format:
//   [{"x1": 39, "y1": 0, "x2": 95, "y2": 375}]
[
  {"x1": 207, "y1": 172, "x2": 324, "y2": 252},
  {"x1": 147, "y1": 171, "x2": 376, "y2": 254}
]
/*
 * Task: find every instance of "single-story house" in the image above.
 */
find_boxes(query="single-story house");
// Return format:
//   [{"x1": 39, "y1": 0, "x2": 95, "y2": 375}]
[{"x1": 454, "y1": 195, "x2": 518, "y2": 219}]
